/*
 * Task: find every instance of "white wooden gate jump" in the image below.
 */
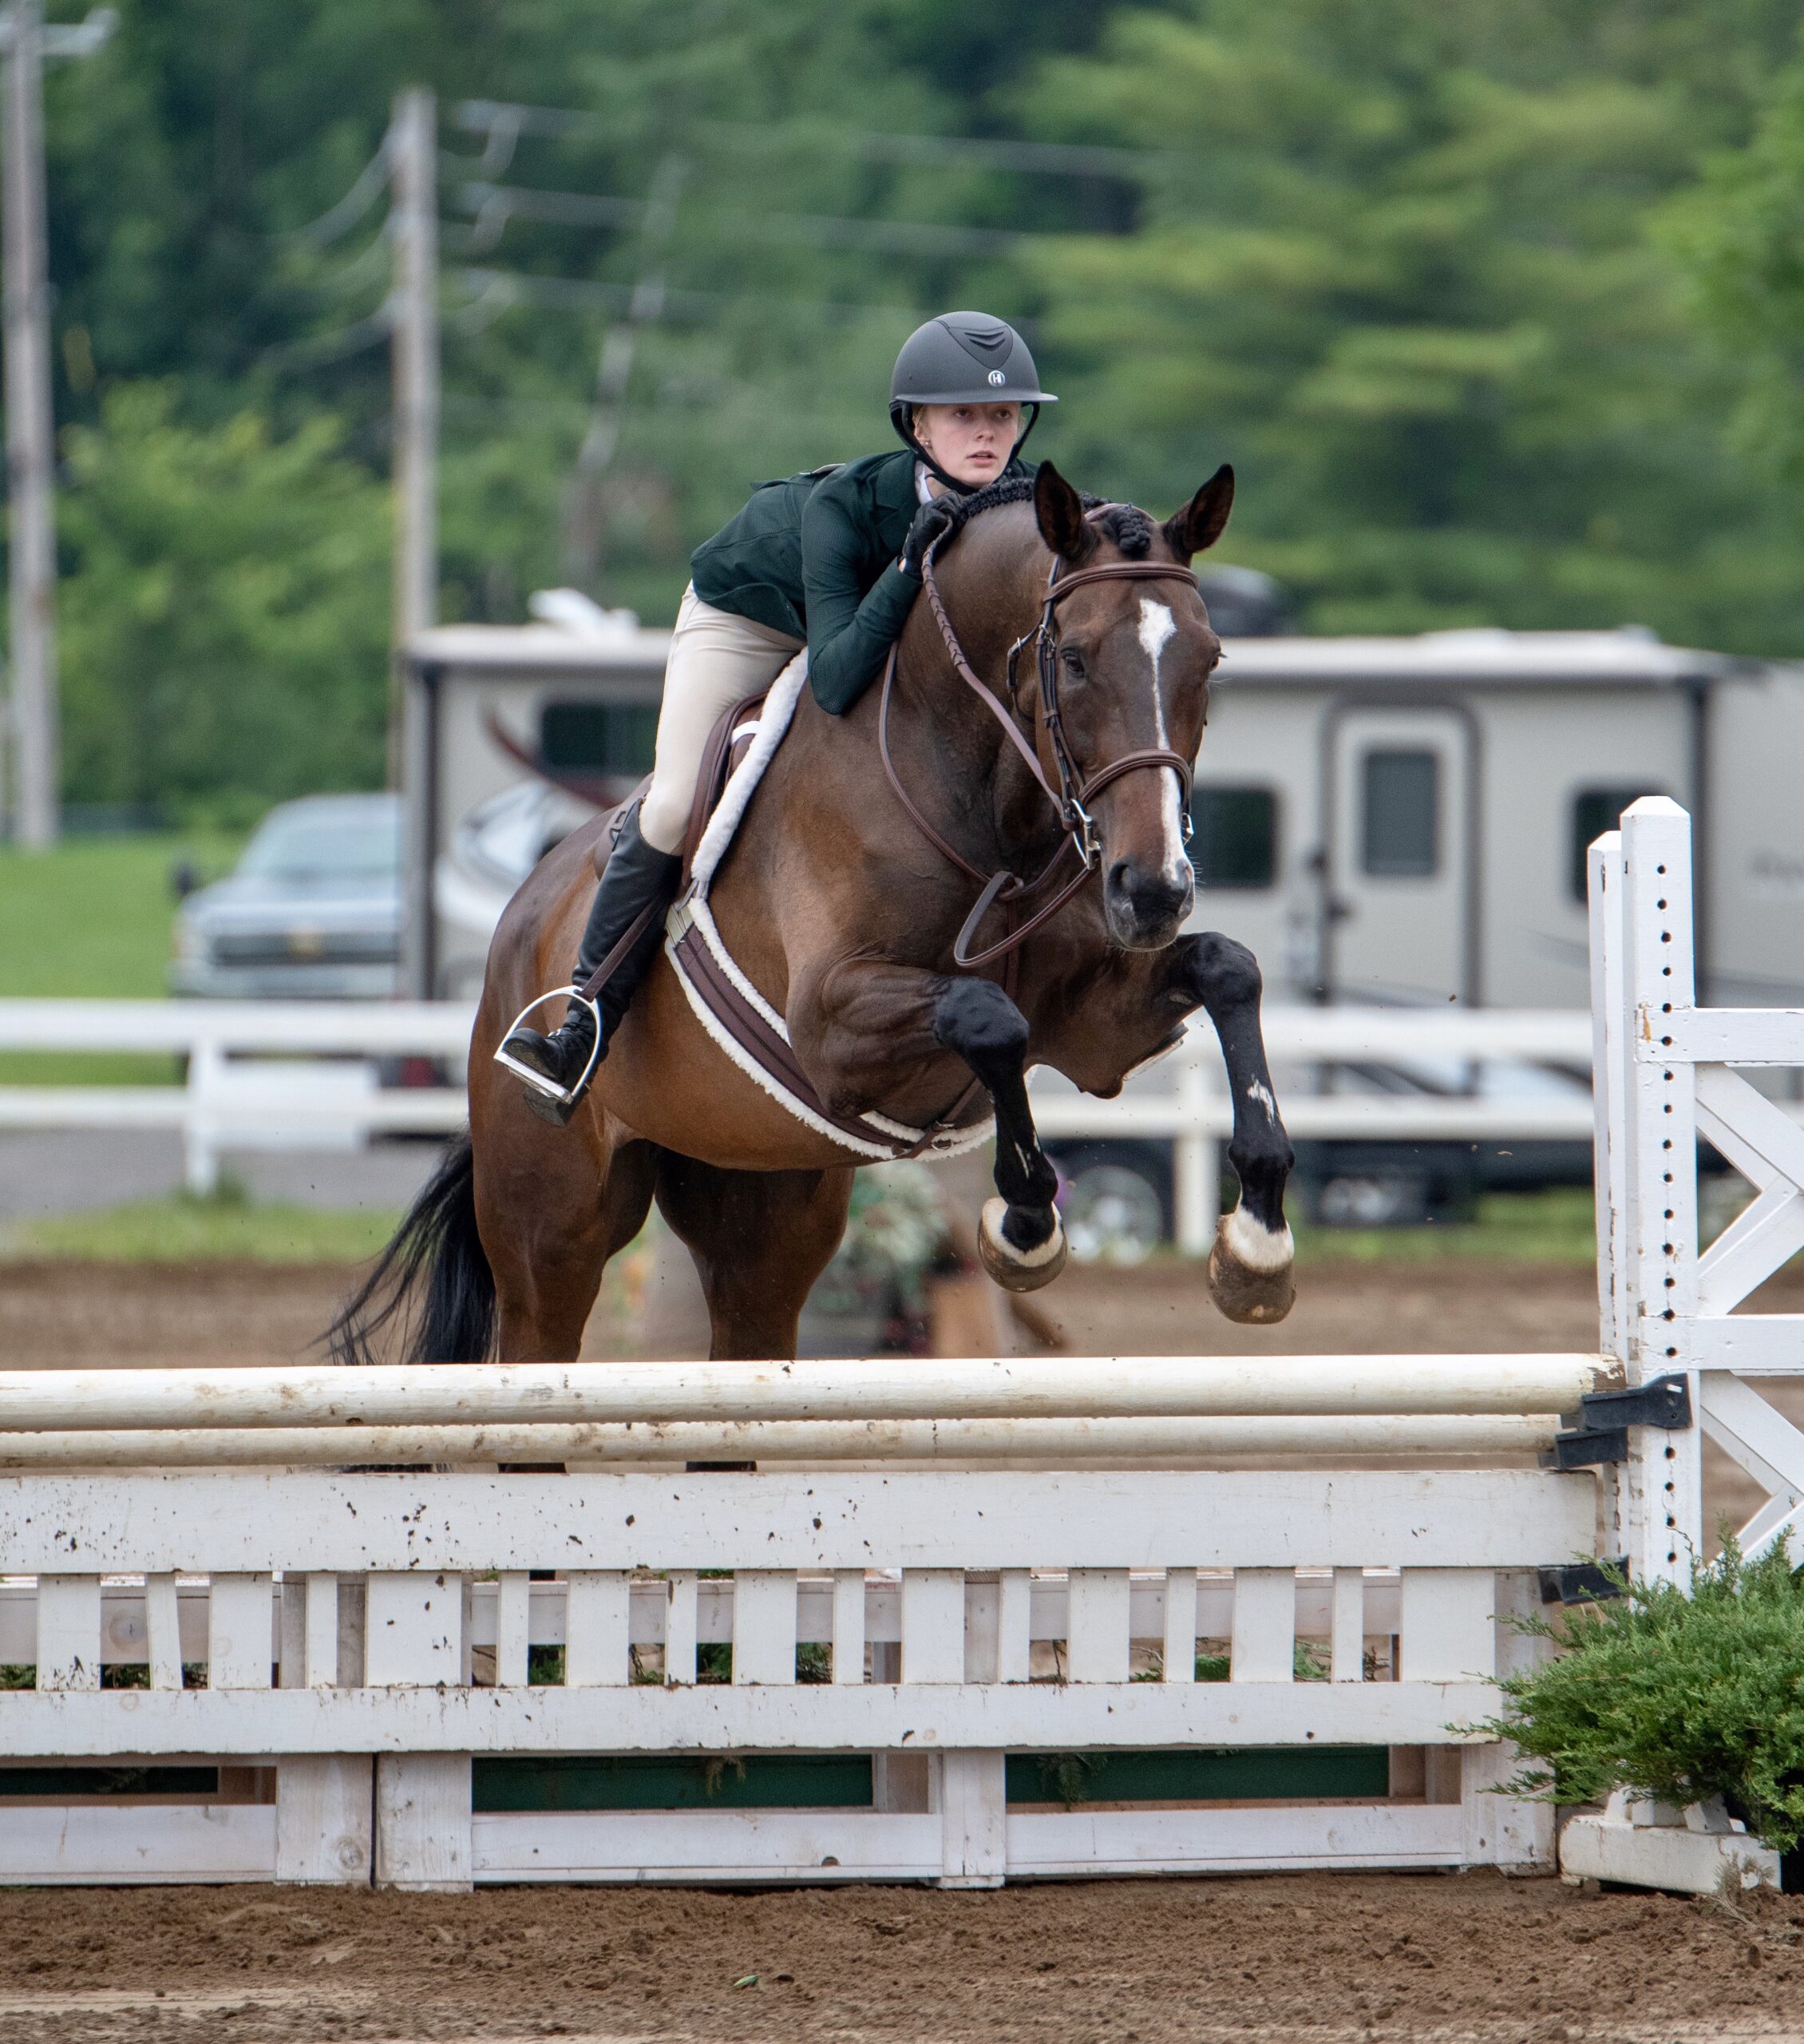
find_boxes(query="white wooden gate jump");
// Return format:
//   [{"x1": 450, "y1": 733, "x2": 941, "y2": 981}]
[{"x1": 0, "y1": 796, "x2": 1796, "y2": 1892}]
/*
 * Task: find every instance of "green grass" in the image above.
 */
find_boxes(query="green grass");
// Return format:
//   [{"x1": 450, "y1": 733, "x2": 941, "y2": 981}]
[
  {"x1": 0, "y1": 1183, "x2": 1602, "y2": 1268},
  {"x1": 0, "y1": 1182, "x2": 401, "y2": 1265},
  {"x1": 1291, "y1": 1186, "x2": 1598, "y2": 1266},
  {"x1": 0, "y1": 829, "x2": 242, "y2": 1083}
]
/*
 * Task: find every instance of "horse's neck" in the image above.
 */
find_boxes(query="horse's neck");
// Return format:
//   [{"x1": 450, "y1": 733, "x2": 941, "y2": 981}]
[{"x1": 907, "y1": 539, "x2": 1064, "y2": 869}]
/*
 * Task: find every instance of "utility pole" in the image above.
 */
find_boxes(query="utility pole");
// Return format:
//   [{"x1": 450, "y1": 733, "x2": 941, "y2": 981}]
[
  {"x1": 0, "y1": 2, "x2": 111, "y2": 849},
  {"x1": 3, "y1": 0, "x2": 57, "y2": 847},
  {"x1": 387, "y1": 85, "x2": 437, "y2": 788}
]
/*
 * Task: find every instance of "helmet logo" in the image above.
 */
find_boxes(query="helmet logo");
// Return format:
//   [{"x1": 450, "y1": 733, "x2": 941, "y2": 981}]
[{"x1": 987, "y1": 370, "x2": 1007, "y2": 386}]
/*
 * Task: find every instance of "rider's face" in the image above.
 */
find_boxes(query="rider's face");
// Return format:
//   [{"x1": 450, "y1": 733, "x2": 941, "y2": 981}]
[{"x1": 914, "y1": 402, "x2": 1022, "y2": 489}]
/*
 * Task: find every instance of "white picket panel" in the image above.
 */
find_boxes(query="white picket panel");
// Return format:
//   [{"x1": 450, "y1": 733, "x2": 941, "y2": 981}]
[
  {"x1": 732, "y1": 1571, "x2": 797, "y2": 1686},
  {"x1": 493, "y1": 1573, "x2": 530, "y2": 1688},
  {"x1": 35, "y1": 1575, "x2": 101, "y2": 1691},
  {"x1": 0, "y1": 1468, "x2": 1593, "y2": 1573},
  {"x1": 564, "y1": 1570, "x2": 630, "y2": 1687}
]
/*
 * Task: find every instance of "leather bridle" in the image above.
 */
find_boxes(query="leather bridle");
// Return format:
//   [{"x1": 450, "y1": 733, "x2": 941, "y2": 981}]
[{"x1": 879, "y1": 520, "x2": 1202, "y2": 972}]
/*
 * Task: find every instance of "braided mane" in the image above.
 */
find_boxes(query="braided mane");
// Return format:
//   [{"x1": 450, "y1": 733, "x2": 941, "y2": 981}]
[{"x1": 936, "y1": 473, "x2": 1156, "y2": 558}]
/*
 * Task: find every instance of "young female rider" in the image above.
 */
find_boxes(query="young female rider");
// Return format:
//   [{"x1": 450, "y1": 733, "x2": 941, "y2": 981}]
[{"x1": 499, "y1": 309, "x2": 1057, "y2": 1119}]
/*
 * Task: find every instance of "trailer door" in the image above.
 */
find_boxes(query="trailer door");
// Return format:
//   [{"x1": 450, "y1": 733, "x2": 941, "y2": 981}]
[{"x1": 1323, "y1": 706, "x2": 1476, "y2": 1005}]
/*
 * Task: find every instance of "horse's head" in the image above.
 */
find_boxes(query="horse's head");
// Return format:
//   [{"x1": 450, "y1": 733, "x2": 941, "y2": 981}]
[{"x1": 1030, "y1": 461, "x2": 1233, "y2": 950}]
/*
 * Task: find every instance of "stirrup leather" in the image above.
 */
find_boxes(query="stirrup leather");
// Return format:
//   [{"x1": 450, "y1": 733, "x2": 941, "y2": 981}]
[{"x1": 493, "y1": 985, "x2": 603, "y2": 1110}]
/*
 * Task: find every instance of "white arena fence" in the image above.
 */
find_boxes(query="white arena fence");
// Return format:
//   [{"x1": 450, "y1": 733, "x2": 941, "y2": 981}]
[
  {"x1": 0, "y1": 994, "x2": 1595, "y2": 1230},
  {"x1": 0, "y1": 798, "x2": 1796, "y2": 1897}
]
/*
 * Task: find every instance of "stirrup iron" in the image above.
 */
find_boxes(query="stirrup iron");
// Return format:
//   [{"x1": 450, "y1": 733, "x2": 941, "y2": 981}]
[{"x1": 493, "y1": 985, "x2": 603, "y2": 1116}]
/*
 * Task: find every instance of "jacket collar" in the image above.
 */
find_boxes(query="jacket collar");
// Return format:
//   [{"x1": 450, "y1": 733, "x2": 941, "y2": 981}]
[{"x1": 873, "y1": 446, "x2": 921, "y2": 521}]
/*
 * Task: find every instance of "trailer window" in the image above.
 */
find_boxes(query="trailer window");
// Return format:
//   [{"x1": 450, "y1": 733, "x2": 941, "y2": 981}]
[
  {"x1": 1191, "y1": 785, "x2": 1277, "y2": 889},
  {"x1": 540, "y1": 700, "x2": 659, "y2": 775},
  {"x1": 1361, "y1": 751, "x2": 1438, "y2": 877},
  {"x1": 1571, "y1": 786, "x2": 1666, "y2": 901}
]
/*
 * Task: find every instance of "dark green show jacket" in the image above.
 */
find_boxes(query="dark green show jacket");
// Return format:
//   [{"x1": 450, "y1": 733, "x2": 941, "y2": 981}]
[{"x1": 690, "y1": 448, "x2": 1027, "y2": 716}]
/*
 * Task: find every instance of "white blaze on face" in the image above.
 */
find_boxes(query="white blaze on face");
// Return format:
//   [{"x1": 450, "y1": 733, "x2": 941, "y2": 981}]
[{"x1": 1137, "y1": 597, "x2": 1189, "y2": 882}]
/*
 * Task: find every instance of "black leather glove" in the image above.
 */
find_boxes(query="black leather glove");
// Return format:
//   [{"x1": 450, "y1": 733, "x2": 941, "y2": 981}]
[{"x1": 900, "y1": 497, "x2": 956, "y2": 580}]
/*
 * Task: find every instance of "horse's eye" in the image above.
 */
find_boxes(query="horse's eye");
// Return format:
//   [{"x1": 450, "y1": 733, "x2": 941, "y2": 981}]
[{"x1": 1060, "y1": 647, "x2": 1086, "y2": 679}]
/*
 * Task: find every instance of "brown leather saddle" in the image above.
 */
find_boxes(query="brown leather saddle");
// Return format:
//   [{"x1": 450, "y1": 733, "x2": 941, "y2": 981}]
[{"x1": 595, "y1": 689, "x2": 769, "y2": 885}]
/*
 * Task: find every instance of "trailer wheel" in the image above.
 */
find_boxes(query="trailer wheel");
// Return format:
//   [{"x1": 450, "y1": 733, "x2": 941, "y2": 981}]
[{"x1": 1052, "y1": 1144, "x2": 1171, "y2": 1266}]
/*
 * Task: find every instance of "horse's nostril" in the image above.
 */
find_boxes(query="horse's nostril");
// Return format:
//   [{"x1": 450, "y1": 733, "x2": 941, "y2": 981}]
[{"x1": 1106, "y1": 861, "x2": 1189, "y2": 928}]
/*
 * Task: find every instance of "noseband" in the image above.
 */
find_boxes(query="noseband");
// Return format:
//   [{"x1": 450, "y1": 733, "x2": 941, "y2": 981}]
[{"x1": 878, "y1": 521, "x2": 1201, "y2": 970}]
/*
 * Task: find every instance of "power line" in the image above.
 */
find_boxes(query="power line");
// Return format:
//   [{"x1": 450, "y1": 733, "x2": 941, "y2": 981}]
[
  {"x1": 278, "y1": 140, "x2": 392, "y2": 250},
  {"x1": 452, "y1": 98, "x2": 1176, "y2": 180},
  {"x1": 445, "y1": 264, "x2": 958, "y2": 331},
  {"x1": 450, "y1": 180, "x2": 1029, "y2": 259},
  {"x1": 259, "y1": 305, "x2": 393, "y2": 370}
]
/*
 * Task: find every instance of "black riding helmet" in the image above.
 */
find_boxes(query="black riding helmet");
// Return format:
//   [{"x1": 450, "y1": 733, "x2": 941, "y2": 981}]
[{"x1": 889, "y1": 311, "x2": 1057, "y2": 492}]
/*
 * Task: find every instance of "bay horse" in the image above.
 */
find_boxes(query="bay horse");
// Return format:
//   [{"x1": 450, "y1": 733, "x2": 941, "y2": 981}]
[{"x1": 330, "y1": 461, "x2": 1296, "y2": 1367}]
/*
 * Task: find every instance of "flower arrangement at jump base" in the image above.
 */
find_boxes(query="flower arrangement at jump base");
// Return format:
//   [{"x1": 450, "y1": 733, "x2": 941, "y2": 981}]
[
  {"x1": 801, "y1": 1162, "x2": 956, "y2": 1356},
  {"x1": 1486, "y1": 1543, "x2": 1804, "y2": 1866}
]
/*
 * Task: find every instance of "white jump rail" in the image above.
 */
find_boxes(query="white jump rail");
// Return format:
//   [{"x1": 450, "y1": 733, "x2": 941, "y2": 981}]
[{"x1": 0, "y1": 995, "x2": 1594, "y2": 1221}]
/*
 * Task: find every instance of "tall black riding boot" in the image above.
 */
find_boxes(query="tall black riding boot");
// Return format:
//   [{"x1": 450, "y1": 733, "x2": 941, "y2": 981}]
[{"x1": 498, "y1": 805, "x2": 683, "y2": 1123}]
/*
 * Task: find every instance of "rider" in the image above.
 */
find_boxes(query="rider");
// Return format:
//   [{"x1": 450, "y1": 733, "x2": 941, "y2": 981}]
[{"x1": 499, "y1": 310, "x2": 1057, "y2": 1117}]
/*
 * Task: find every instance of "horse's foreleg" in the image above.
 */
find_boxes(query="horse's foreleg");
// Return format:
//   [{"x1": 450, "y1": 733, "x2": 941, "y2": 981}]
[
  {"x1": 1174, "y1": 931, "x2": 1296, "y2": 1325},
  {"x1": 791, "y1": 960, "x2": 1065, "y2": 1295},
  {"x1": 931, "y1": 978, "x2": 1066, "y2": 1293}
]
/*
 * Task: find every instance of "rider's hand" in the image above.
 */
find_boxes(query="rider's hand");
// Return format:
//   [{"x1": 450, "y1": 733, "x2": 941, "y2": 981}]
[{"x1": 900, "y1": 497, "x2": 956, "y2": 580}]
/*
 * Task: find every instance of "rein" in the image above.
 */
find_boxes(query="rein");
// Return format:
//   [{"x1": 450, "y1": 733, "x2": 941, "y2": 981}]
[{"x1": 879, "y1": 525, "x2": 1199, "y2": 971}]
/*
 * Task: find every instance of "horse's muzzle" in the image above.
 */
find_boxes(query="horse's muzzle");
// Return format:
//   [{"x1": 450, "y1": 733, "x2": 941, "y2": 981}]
[{"x1": 1104, "y1": 858, "x2": 1195, "y2": 949}]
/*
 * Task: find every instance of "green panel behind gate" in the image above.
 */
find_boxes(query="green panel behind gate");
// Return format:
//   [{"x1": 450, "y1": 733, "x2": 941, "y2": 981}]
[{"x1": 474, "y1": 1748, "x2": 1391, "y2": 1812}]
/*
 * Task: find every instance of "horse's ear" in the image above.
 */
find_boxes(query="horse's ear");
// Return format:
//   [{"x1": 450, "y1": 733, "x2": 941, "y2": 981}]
[
  {"x1": 1035, "y1": 460, "x2": 1090, "y2": 561},
  {"x1": 1163, "y1": 465, "x2": 1235, "y2": 559}
]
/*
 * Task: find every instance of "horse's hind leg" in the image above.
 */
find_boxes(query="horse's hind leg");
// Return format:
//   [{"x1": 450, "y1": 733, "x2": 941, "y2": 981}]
[
  {"x1": 474, "y1": 1122, "x2": 659, "y2": 1361},
  {"x1": 654, "y1": 1155, "x2": 854, "y2": 1361}
]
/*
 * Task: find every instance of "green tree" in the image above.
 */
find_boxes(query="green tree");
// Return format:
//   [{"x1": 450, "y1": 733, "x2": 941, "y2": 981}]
[
  {"x1": 1016, "y1": 0, "x2": 1804, "y2": 652},
  {"x1": 1664, "y1": 36, "x2": 1804, "y2": 473},
  {"x1": 57, "y1": 383, "x2": 390, "y2": 816}
]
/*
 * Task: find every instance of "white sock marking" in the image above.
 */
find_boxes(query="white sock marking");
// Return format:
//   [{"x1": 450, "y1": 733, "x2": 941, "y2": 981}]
[
  {"x1": 1220, "y1": 1201, "x2": 1295, "y2": 1273},
  {"x1": 1137, "y1": 599, "x2": 1189, "y2": 883}
]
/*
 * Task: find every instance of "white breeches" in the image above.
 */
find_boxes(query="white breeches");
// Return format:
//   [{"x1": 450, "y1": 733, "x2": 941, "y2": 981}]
[{"x1": 639, "y1": 584, "x2": 805, "y2": 854}]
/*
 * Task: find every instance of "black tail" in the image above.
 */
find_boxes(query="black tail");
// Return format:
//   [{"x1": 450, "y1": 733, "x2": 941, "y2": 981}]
[{"x1": 325, "y1": 1133, "x2": 496, "y2": 1365}]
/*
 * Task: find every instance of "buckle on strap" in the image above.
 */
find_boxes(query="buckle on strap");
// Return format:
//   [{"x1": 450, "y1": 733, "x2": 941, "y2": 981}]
[{"x1": 1069, "y1": 798, "x2": 1100, "y2": 870}]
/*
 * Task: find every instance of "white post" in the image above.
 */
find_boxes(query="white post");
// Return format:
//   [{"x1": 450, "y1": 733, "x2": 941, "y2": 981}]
[
  {"x1": 387, "y1": 86, "x2": 437, "y2": 787},
  {"x1": 3, "y1": 0, "x2": 57, "y2": 846},
  {"x1": 1617, "y1": 798, "x2": 1703, "y2": 1584},
  {"x1": 184, "y1": 1036, "x2": 225, "y2": 1197},
  {"x1": 1173, "y1": 1029, "x2": 1219, "y2": 1257},
  {"x1": 1587, "y1": 831, "x2": 1628, "y2": 1364}
]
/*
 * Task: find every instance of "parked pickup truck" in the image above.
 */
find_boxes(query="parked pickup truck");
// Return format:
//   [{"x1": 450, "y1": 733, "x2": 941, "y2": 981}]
[{"x1": 170, "y1": 794, "x2": 402, "y2": 1000}]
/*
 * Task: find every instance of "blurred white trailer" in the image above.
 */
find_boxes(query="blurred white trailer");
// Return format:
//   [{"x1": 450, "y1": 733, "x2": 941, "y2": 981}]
[
  {"x1": 402, "y1": 616, "x2": 1804, "y2": 1012},
  {"x1": 1195, "y1": 628, "x2": 1804, "y2": 1011},
  {"x1": 401, "y1": 610, "x2": 671, "y2": 1001}
]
